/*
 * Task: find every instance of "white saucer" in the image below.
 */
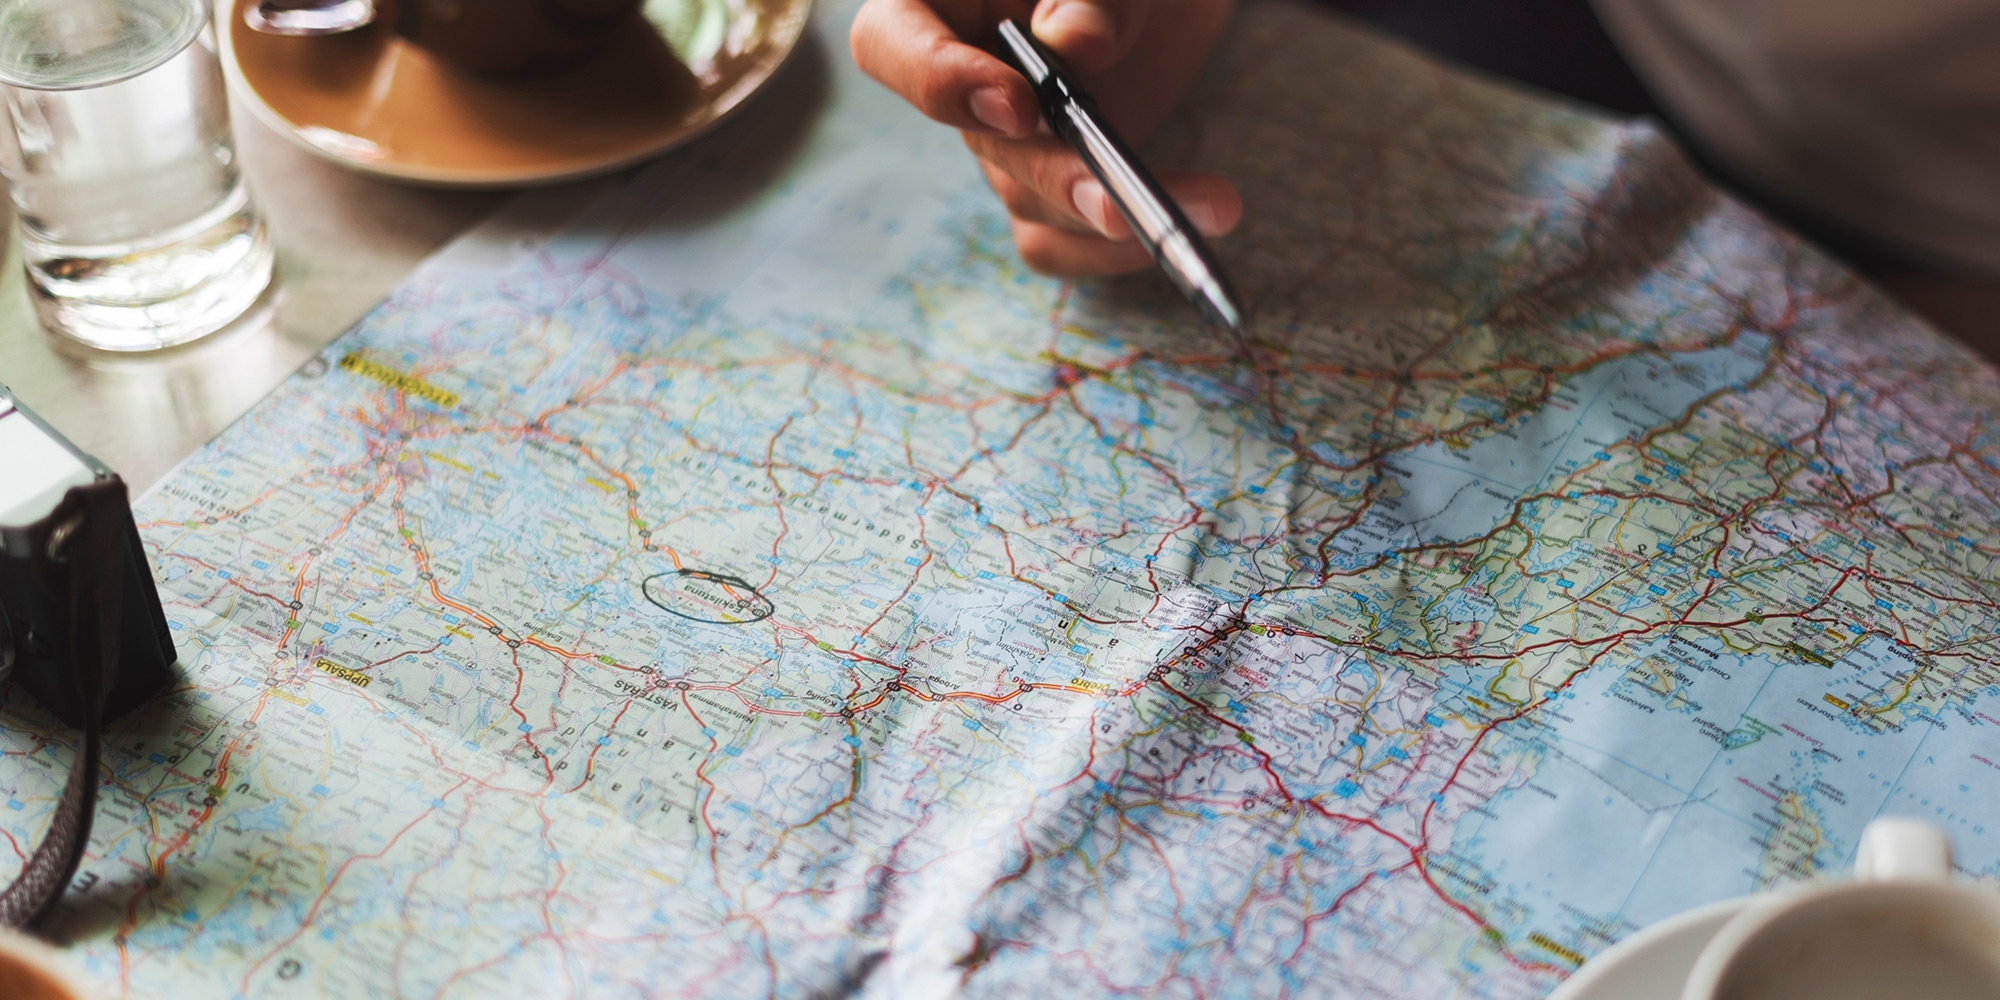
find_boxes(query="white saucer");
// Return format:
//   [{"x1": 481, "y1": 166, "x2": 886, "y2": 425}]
[{"x1": 1547, "y1": 897, "x2": 1752, "y2": 1000}]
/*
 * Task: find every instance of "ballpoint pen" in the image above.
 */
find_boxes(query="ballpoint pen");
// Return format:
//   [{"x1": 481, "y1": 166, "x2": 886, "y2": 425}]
[{"x1": 992, "y1": 18, "x2": 1247, "y2": 336}]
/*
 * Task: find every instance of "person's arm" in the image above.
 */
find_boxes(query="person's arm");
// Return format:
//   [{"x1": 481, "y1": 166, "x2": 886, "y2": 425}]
[{"x1": 850, "y1": 0, "x2": 1242, "y2": 276}]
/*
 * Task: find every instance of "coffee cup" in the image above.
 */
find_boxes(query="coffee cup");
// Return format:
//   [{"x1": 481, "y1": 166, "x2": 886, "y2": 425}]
[
  {"x1": 249, "y1": 0, "x2": 646, "y2": 77},
  {"x1": 0, "y1": 927, "x2": 99, "y2": 999},
  {"x1": 1681, "y1": 817, "x2": 2000, "y2": 1000}
]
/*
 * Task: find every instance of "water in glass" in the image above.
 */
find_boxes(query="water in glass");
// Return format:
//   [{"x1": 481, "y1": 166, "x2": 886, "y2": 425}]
[{"x1": 0, "y1": 0, "x2": 273, "y2": 351}]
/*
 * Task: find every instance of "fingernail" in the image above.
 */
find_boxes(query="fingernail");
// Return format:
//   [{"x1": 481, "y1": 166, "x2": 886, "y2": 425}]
[
  {"x1": 1180, "y1": 192, "x2": 1224, "y2": 235},
  {"x1": 1071, "y1": 178, "x2": 1116, "y2": 236},
  {"x1": 970, "y1": 86, "x2": 1025, "y2": 136},
  {"x1": 1041, "y1": 1, "x2": 1118, "y2": 48}
]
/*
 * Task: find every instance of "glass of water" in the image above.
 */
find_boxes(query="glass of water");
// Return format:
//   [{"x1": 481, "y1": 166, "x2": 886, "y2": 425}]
[{"x1": 0, "y1": 0, "x2": 273, "y2": 352}]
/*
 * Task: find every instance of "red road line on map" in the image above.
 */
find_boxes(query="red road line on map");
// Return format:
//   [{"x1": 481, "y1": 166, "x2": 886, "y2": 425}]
[
  {"x1": 1153, "y1": 664, "x2": 1571, "y2": 975},
  {"x1": 156, "y1": 552, "x2": 293, "y2": 610},
  {"x1": 114, "y1": 693, "x2": 277, "y2": 990},
  {"x1": 1291, "y1": 867, "x2": 1392, "y2": 964},
  {"x1": 136, "y1": 481, "x2": 288, "y2": 532},
  {"x1": 155, "y1": 272, "x2": 1987, "y2": 990},
  {"x1": 679, "y1": 690, "x2": 733, "y2": 888},
  {"x1": 575, "y1": 694, "x2": 644, "y2": 791}
]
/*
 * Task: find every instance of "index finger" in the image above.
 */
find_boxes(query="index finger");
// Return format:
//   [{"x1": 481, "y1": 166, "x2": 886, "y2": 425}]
[{"x1": 850, "y1": 0, "x2": 1040, "y2": 137}]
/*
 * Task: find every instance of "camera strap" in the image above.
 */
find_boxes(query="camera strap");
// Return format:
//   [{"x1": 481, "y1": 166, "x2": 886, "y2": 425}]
[{"x1": 0, "y1": 480, "x2": 126, "y2": 929}]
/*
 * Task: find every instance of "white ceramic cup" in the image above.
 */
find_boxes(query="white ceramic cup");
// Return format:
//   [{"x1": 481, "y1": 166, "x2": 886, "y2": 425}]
[
  {"x1": 0, "y1": 928, "x2": 97, "y2": 999},
  {"x1": 1681, "y1": 817, "x2": 2000, "y2": 1000}
]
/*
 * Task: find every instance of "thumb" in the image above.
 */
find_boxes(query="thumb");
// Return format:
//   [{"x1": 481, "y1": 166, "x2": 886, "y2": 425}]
[{"x1": 1030, "y1": 0, "x2": 1158, "y2": 73}]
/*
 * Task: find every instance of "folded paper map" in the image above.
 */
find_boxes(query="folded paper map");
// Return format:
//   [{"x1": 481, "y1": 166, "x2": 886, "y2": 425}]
[{"x1": 4, "y1": 1, "x2": 1997, "y2": 996}]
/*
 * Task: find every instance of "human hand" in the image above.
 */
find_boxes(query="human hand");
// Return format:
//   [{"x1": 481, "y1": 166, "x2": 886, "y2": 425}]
[{"x1": 851, "y1": 0, "x2": 1241, "y2": 276}]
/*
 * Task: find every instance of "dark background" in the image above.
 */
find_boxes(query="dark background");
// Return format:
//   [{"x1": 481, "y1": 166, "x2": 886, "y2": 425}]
[
  {"x1": 1323, "y1": 0, "x2": 1661, "y2": 117},
  {"x1": 1317, "y1": 0, "x2": 2000, "y2": 350}
]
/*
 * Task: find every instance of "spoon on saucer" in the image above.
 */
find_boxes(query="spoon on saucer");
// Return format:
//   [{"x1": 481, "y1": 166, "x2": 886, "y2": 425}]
[{"x1": 245, "y1": 0, "x2": 375, "y2": 36}]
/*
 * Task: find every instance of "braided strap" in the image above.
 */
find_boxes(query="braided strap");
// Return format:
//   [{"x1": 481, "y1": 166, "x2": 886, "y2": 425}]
[
  {"x1": 0, "y1": 480, "x2": 126, "y2": 930},
  {"x1": 0, "y1": 724, "x2": 97, "y2": 927}
]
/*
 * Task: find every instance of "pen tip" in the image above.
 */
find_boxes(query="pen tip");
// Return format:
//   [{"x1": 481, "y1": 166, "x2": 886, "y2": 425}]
[{"x1": 1202, "y1": 290, "x2": 1246, "y2": 338}]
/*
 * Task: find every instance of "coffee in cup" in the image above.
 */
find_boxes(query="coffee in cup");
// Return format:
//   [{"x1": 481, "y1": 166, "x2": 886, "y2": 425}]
[
  {"x1": 248, "y1": 0, "x2": 646, "y2": 76},
  {"x1": 387, "y1": 0, "x2": 645, "y2": 76}
]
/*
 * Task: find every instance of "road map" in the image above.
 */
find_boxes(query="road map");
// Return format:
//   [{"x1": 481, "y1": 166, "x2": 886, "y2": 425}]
[{"x1": 3, "y1": 1, "x2": 1999, "y2": 996}]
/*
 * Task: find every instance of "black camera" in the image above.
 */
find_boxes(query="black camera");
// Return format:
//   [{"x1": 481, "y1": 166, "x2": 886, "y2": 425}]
[{"x1": 0, "y1": 388, "x2": 176, "y2": 928}]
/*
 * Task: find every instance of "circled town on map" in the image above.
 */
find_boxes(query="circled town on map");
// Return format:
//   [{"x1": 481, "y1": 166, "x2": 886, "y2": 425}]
[{"x1": 641, "y1": 569, "x2": 776, "y2": 625}]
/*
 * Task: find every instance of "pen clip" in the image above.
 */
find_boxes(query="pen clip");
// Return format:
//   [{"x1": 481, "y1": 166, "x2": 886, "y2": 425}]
[
  {"x1": 993, "y1": 20, "x2": 1093, "y2": 120},
  {"x1": 993, "y1": 20, "x2": 1053, "y2": 86}
]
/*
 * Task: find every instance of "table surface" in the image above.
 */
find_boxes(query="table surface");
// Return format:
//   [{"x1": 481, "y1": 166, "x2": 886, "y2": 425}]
[{"x1": 0, "y1": 95, "x2": 515, "y2": 494}]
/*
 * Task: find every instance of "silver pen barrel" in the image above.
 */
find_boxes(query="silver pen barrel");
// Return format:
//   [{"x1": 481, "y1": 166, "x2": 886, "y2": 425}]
[{"x1": 994, "y1": 20, "x2": 1247, "y2": 335}]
